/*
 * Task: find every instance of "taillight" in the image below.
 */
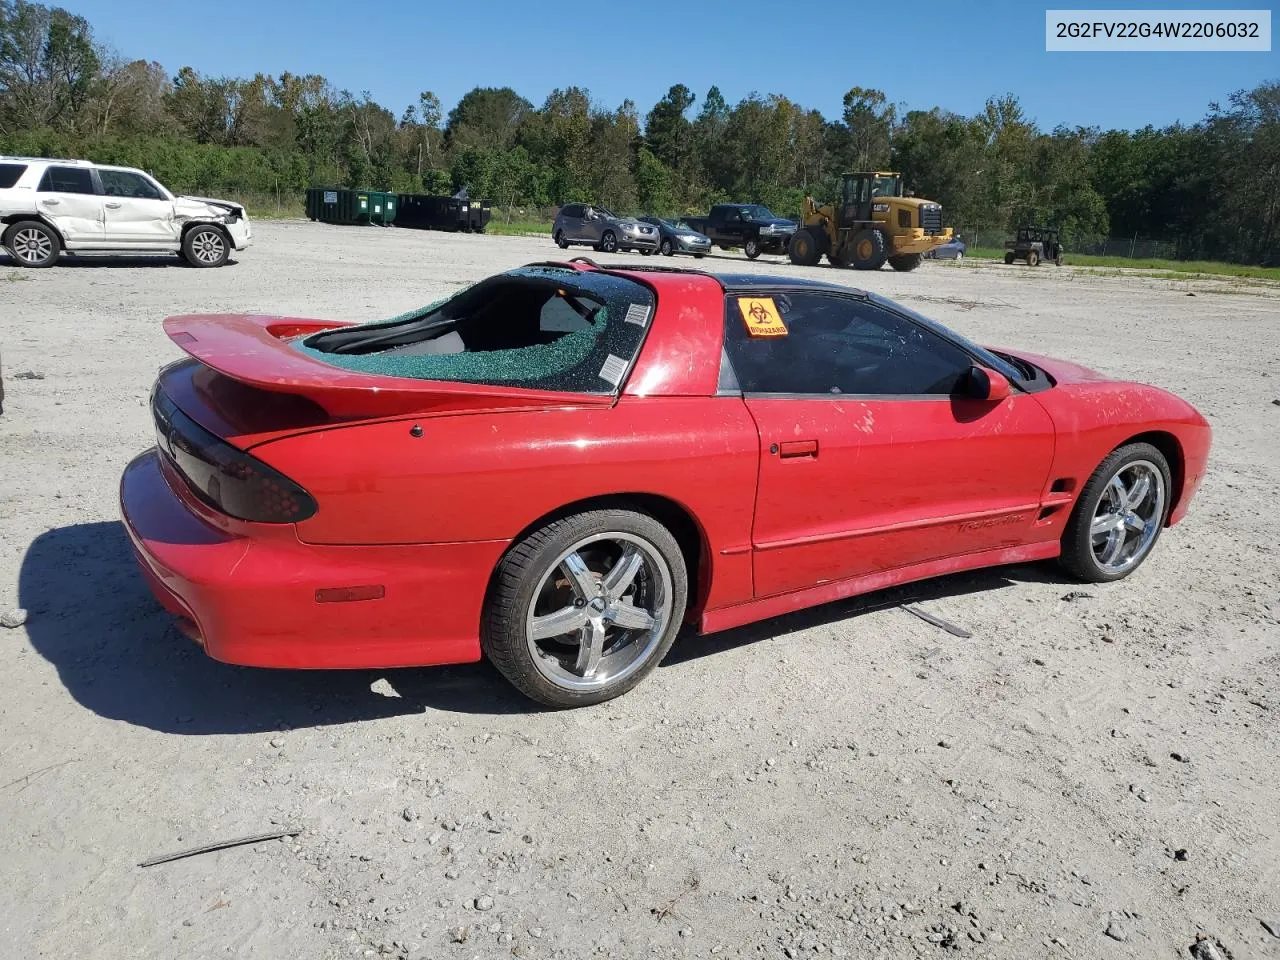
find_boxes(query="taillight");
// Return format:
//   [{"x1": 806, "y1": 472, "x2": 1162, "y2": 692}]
[{"x1": 152, "y1": 386, "x2": 317, "y2": 523}]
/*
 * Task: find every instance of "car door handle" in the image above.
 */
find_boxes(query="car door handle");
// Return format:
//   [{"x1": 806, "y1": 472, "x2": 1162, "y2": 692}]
[
  {"x1": 777, "y1": 440, "x2": 819, "y2": 459},
  {"x1": 104, "y1": 201, "x2": 122, "y2": 209},
  {"x1": 40, "y1": 198, "x2": 59, "y2": 205}
]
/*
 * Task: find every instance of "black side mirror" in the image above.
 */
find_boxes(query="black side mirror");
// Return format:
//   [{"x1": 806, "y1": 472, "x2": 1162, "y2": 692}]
[{"x1": 962, "y1": 365, "x2": 1011, "y2": 401}]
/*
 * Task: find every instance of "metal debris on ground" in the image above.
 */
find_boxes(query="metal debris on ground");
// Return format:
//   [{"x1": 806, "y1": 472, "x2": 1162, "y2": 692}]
[
  {"x1": 13, "y1": 371, "x2": 44, "y2": 380},
  {"x1": 138, "y1": 826, "x2": 302, "y2": 867},
  {"x1": 900, "y1": 604, "x2": 972, "y2": 638},
  {"x1": 1060, "y1": 591, "x2": 1094, "y2": 602}
]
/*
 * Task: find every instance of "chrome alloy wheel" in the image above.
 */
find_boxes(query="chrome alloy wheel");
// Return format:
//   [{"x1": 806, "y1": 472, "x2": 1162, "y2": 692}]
[
  {"x1": 12, "y1": 227, "x2": 53, "y2": 264},
  {"x1": 1090, "y1": 459, "x2": 1165, "y2": 574},
  {"x1": 190, "y1": 229, "x2": 226, "y2": 264},
  {"x1": 525, "y1": 532, "x2": 673, "y2": 691}
]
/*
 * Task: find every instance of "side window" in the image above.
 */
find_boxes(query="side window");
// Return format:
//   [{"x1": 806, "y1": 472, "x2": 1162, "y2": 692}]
[
  {"x1": 561, "y1": 204, "x2": 582, "y2": 219},
  {"x1": 98, "y1": 169, "x2": 164, "y2": 200},
  {"x1": 723, "y1": 293, "x2": 973, "y2": 396},
  {"x1": 37, "y1": 166, "x2": 95, "y2": 195},
  {"x1": 0, "y1": 163, "x2": 27, "y2": 189},
  {"x1": 725, "y1": 208, "x2": 741, "y2": 223}
]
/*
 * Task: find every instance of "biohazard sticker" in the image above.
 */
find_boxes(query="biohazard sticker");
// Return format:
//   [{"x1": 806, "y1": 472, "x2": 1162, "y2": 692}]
[
  {"x1": 624, "y1": 303, "x2": 651, "y2": 327},
  {"x1": 738, "y1": 297, "x2": 788, "y2": 337},
  {"x1": 599, "y1": 353, "x2": 628, "y2": 386}
]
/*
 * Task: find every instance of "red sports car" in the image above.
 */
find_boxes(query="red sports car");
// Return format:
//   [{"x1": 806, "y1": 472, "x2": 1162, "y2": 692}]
[{"x1": 120, "y1": 260, "x2": 1211, "y2": 707}]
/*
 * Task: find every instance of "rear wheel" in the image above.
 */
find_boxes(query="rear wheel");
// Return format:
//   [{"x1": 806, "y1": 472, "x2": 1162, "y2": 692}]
[
  {"x1": 744, "y1": 237, "x2": 761, "y2": 259},
  {"x1": 1059, "y1": 443, "x2": 1171, "y2": 583},
  {"x1": 787, "y1": 228, "x2": 822, "y2": 266},
  {"x1": 482, "y1": 509, "x2": 688, "y2": 708},
  {"x1": 1004, "y1": 253, "x2": 1015, "y2": 265},
  {"x1": 182, "y1": 225, "x2": 230, "y2": 267},
  {"x1": 600, "y1": 231, "x2": 618, "y2": 254},
  {"x1": 1027, "y1": 250, "x2": 1040, "y2": 267},
  {"x1": 3, "y1": 220, "x2": 60, "y2": 268},
  {"x1": 660, "y1": 238, "x2": 673, "y2": 256},
  {"x1": 850, "y1": 228, "x2": 888, "y2": 270},
  {"x1": 888, "y1": 253, "x2": 923, "y2": 272},
  {"x1": 554, "y1": 230, "x2": 569, "y2": 249}
]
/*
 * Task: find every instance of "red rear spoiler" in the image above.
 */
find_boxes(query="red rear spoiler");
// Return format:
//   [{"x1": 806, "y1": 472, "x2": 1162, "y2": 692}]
[{"x1": 163, "y1": 314, "x2": 612, "y2": 418}]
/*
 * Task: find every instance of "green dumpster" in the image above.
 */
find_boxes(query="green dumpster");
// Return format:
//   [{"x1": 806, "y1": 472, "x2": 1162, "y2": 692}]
[{"x1": 305, "y1": 187, "x2": 397, "y2": 226}]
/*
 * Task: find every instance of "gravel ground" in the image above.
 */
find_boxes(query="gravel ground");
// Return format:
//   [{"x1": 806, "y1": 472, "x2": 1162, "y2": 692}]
[{"x1": 1, "y1": 222, "x2": 1277, "y2": 960}]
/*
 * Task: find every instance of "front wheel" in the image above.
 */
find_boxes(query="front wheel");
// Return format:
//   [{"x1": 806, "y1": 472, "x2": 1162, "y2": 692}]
[
  {"x1": 788, "y1": 228, "x2": 821, "y2": 266},
  {"x1": 599, "y1": 231, "x2": 618, "y2": 254},
  {"x1": 744, "y1": 238, "x2": 761, "y2": 259},
  {"x1": 482, "y1": 509, "x2": 688, "y2": 708},
  {"x1": 182, "y1": 225, "x2": 230, "y2": 267},
  {"x1": 1027, "y1": 250, "x2": 1040, "y2": 267},
  {"x1": 3, "y1": 220, "x2": 61, "y2": 268},
  {"x1": 1059, "y1": 443, "x2": 1171, "y2": 583},
  {"x1": 660, "y1": 239, "x2": 673, "y2": 256}
]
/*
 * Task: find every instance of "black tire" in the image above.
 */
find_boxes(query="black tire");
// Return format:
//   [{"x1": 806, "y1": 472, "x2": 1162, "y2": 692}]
[
  {"x1": 182, "y1": 225, "x2": 230, "y2": 267},
  {"x1": 600, "y1": 231, "x2": 618, "y2": 254},
  {"x1": 3, "y1": 220, "x2": 61, "y2": 268},
  {"x1": 693, "y1": 252, "x2": 706, "y2": 259},
  {"x1": 482, "y1": 509, "x2": 689, "y2": 708},
  {"x1": 888, "y1": 253, "x2": 923, "y2": 272},
  {"x1": 744, "y1": 237, "x2": 761, "y2": 260},
  {"x1": 1027, "y1": 250, "x2": 1040, "y2": 267},
  {"x1": 788, "y1": 228, "x2": 822, "y2": 266},
  {"x1": 660, "y1": 238, "x2": 674, "y2": 257},
  {"x1": 554, "y1": 230, "x2": 569, "y2": 249},
  {"x1": 1004, "y1": 253, "x2": 1015, "y2": 265},
  {"x1": 1059, "y1": 442, "x2": 1172, "y2": 584},
  {"x1": 850, "y1": 228, "x2": 888, "y2": 270}
]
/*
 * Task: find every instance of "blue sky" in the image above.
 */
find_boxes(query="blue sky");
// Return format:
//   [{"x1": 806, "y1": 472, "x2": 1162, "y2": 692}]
[{"x1": 60, "y1": 0, "x2": 1276, "y2": 130}]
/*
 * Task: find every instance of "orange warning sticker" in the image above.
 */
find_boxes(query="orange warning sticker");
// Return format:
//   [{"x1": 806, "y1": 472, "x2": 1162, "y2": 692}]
[{"x1": 738, "y1": 297, "x2": 788, "y2": 337}]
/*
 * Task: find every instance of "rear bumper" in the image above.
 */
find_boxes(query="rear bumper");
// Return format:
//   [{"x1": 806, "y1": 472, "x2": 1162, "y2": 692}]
[{"x1": 119, "y1": 449, "x2": 505, "y2": 669}]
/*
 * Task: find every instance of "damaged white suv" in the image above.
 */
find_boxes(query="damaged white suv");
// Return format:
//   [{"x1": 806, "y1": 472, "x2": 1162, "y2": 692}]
[{"x1": 0, "y1": 157, "x2": 252, "y2": 268}]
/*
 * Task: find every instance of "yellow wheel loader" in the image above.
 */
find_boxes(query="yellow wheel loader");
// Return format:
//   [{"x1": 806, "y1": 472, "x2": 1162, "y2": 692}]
[{"x1": 788, "y1": 172, "x2": 953, "y2": 271}]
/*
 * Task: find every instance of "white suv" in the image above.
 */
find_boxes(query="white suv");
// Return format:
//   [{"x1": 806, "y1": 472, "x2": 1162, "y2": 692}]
[{"x1": 0, "y1": 157, "x2": 252, "y2": 268}]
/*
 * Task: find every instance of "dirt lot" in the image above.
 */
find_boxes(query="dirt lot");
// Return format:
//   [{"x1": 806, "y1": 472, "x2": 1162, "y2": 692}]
[{"x1": 1, "y1": 222, "x2": 1277, "y2": 960}]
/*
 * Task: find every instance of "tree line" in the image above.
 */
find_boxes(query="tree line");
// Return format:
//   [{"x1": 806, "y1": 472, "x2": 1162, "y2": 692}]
[{"x1": 1, "y1": 1, "x2": 1277, "y2": 264}]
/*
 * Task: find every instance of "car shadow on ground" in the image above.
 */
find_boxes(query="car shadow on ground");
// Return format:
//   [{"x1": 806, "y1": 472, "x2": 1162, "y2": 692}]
[
  {"x1": 21, "y1": 521, "x2": 1072, "y2": 734},
  {"x1": 19, "y1": 521, "x2": 532, "y2": 736},
  {"x1": 663, "y1": 563, "x2": 1067, "y2": 668},
  {"x1": 0, "y1": 255, "x2": 240, "y2": 269}
]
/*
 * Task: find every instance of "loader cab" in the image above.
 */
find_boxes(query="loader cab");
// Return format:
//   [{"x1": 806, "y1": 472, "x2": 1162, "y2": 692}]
[{"x1": 840, "y1": 172, "x2": 904, "y2": 227}]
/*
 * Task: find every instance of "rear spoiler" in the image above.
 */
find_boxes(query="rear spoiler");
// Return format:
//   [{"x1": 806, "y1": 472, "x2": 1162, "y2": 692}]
[{"x1": 163, "y1": 314, "x2": 612, "y2": 418}]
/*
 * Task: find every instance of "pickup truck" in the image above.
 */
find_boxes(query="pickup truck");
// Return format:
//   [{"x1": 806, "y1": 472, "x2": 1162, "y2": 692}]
[{"x1": 681, "y1": 204, "x2": 796, "y2": 259}]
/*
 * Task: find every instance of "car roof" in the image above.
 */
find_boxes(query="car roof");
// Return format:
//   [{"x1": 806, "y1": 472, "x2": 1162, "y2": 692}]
[
  {"x1": 0, "y1": 155, "x2": 92, "y2": 166},
  {"x1": 573, "y1": 261, "x2": 867, "y2": 297}
]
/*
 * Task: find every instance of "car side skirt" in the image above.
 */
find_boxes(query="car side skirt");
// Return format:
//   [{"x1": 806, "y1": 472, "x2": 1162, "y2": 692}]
[{"x1": 698, "y1": 539, "x2": 1060, "y2": 635}]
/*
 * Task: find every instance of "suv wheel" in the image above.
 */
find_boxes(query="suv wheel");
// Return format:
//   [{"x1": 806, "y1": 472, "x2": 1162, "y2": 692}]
[
  {"x1": 182, "y1": 225, "x2": 230, "y2": 267},
  {"x1": 660, "y1": 239, "x2": 673, "y2": 256},
  {"x1": 4, "y1": 220, "x2": 60, "y2": 268},
  {"x1": 554, "y1": 230, "x2": 569, "y2": 249},
  {"x1": 599, "y1": 231, "x2": 618, "y2": 254},
  {"x1": 744, "y1": 238, "x2": 761, "y2": 259}
]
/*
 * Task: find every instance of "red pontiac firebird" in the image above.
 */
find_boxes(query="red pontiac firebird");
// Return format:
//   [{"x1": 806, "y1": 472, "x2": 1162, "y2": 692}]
[{"x1": 120, "y1": 261, "x2": 1211, "y2": 707}]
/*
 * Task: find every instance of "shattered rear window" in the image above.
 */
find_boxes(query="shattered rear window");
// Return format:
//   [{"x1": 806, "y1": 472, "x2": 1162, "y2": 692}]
[{"x1": 295, "y1": 266, "x2": 656, "y2": 394}]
